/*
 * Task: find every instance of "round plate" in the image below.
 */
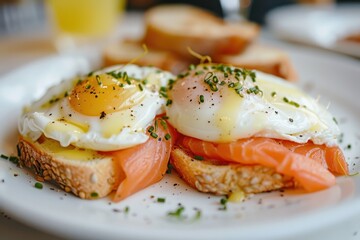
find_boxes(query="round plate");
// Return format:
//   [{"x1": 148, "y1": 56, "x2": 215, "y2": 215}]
[
  {"x1": 0, "y1": 46, "x2": 359, "y2": 240},
  {"x1": 266, "y1": 4, "x2": 360, "y2": 57}
]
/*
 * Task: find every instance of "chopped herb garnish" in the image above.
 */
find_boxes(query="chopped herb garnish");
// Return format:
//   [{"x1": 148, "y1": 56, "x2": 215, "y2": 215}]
[
  {"x1": 347, "y1": 144, "x2": 352, "y2": 149},
  {"x1": 124, "y1": 206, "x2": 130, "y2": 213},
  {"x1": 150, "y1": 132, "x2": 158, "y2": 139},
  {"x1": 34, "y1": 182, "x2": 43, "y2": 189},
  {"x1": 194, "y1": 155, "x2": 204, "y2": 160},
  {"x1": 166, "y1": 99, "x2": 173, "y2": 106},
  {"x1": 1, "y1": 154, "x2": 9, "y2": 160},
  {"x1": 283, "y1": 97, "x2": 300, "y2": 108},
  {"x1": 9, "y1": 156, "x2": 19, "y2": 164},
  {"x1": 195, "y1": 70, "x2": 204, "y2": 76},
  {"x1": 138, "y1": 84, "x2": 144, "y2": 91},
  {"x1": 219, "y1": 197, "x2": 228, "y2": 211},
  {"x1": 333, "y1": 117, "x2": 338, "y2": 125},
  {"x1": 157, "y1": 197, "x2": 166, "y2": 203},
  {"x1": 246, "y1": 86, "x2": 262, "y2": 95},
  {"x1": 199, "y1": 95, "x2": 205, "y2": 103},
  {"x1": 91, "y1": 192, "x2": 99, "y2": 198},
  {"x1": 193, "y1": 209, "x2": 202, "y2": 220},
  {"x1": 189, "y1": 64, "x2": 195, "y2": 70},
  {"x1": 271, "y1": 92, "x2": 277, "y2": 97},
  {"x1": 148, "y1": 126, "x2": 155, "y2": 133},
  {"x1": 95, "y1": 75, "x2": 102, "y2": 85},
  {"x1": 168, "y1": 206, "x2": 185, "y2": 218},
  {"x1": 165, "y1": 133, "x2": 171, "y2": 140},
  {"x1": 85, "y1": 84, "x2": 91, "y2": 89},
  {"x1": 160, "y1": 119, "x2": 167, "y2": 130},
  {"x1": 166, "y1": 163, "x2": 173, "y2": 174}
]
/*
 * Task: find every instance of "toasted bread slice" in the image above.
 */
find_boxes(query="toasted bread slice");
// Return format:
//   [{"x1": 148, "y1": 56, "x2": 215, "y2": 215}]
[
  {"x1": 171, "y1": 147, "x2": 295, "y2": 195},
  {"x1": 213, "y1": 44, "x2": 298, "y2": 81},
  {"x1": 143, "y1": 4, "x2": 259, "y2": 59},
  {"x1": 103, "y1": 40, "x2": 190, "y2": 74},
  {"x1": 17, "y1": 136, "x2": 121, "y2": 199}
]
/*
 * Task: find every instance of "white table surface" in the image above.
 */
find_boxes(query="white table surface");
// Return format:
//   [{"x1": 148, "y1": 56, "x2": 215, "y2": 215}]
[{"x1": 0, "y1": 12, "x2": 360, "y2": 240}]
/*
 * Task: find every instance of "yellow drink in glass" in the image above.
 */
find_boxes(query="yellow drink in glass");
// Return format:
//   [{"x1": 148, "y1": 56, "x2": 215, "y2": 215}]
[{"x1": 47, "y1": 0, "x2": 125, "y2": 53}]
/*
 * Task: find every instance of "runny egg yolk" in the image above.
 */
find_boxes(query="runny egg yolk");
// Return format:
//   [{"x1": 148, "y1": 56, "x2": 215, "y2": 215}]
[{"x1": 69, "y1": 74, "x2": 144, "y2": 116}]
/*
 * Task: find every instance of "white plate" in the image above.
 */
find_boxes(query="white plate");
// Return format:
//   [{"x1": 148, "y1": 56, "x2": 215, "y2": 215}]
[
  {"x1": 0, "y1": 47, "x2": 360, "y2": 240},
  {"x1": 266, "y1": 4, "x2": 360, "y2": 58}
]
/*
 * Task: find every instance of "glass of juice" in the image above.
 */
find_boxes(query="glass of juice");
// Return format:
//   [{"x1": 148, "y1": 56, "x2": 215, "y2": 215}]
[{"x1": 47, "y1": 0, "x2": 125, "y2": 53}]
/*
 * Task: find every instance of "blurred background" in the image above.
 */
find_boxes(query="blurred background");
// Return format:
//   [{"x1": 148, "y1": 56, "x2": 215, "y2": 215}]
[
  {"x1": 0, "y1": 0, "x2": 359, "y2": 73},
  {"x1": 0, "y1": 0, "x2": 359, "y2": 35}
]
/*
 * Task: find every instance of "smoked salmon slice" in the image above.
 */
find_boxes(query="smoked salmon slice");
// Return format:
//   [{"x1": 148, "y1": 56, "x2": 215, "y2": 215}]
[
  {"x1": 179, "y1": 136, "x2": 343, "y2": 192},
  {"x1": 108, "y1": 117, "x2": 174, "y2": 202},
  {"x1": 278, "y1": 140, "x2": 348, "y2": 175}
]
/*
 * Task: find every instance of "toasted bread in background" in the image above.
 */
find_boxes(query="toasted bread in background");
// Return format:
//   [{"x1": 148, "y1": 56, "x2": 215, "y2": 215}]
[
  {"x1": 213, "y1": 44, "x2": 297, "y2": 81},
  {"x1": 143, "y1": 4, "x2": 259, "y2": 59},
  {"x1": 103, "y1": 40, "x2": 190, "y2": 74},
  {"x1": 171, "y1": 147, "x2": 295, "y2": 195},
  {"x1": 18, "y1": 136, "x2": 121, "y2": 199}
]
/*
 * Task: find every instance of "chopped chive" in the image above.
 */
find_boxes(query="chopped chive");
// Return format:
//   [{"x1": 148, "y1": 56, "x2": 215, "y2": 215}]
[
  {"x1": 148, "y1": 126, "x2": 155, "y2": 132},
  {"x1": 199, "y1": 95, "x2": 205, "y2": 103},
  {"x1": 204, "y1": 72, "x2": 214, "y2": 82},
  {"x1": 194, "y1": 155, "x2": 204, "y2": 160},
  {"x1": 138, "y1": 84, "x2": 143, "y2": 91},
  {"x1": 219, "y1": 197, "x2": 228, "y2": 211},
  {"x1": 1, "y1": 154, "x2": 9, "y2": 160},
  {"x1": 189, "y1": 64, "x2": 195, "y2": 70},
  {"x1": 157, "y1": 197, "x2": 166, "y2": 203},
  {"x1": 85, "y1": 84, "x2": 91, "y2": 89},
  {"x1": 166, "y1": 99, "x2": 173, "y2": 106},
  {"x1": 64, "y1": 91, "x2": 68, "y2": 97},
  {"x1": 34, "y1": 182, "x2": 43, "y2": 189},
  {"x1": 271, "y1": 92, "x2": 277, "y2": 97},
  {"x1": 124, "y1": 206, "x2": 130, "y2": 213},
  {"x1": 195, "y1": 71, "x2": 204, "y2": 76},
  {"x1": 212, "y1": 76, "x2": 219, "y2": 83},
  {"x1": 165, "y1": 133, "x2": 171, "y2": 140},
  {"x1": 150, "y1": 132, "x2": 158, "y2": 138},
  {"x1": 166, "y1": 163, "x2": 173, "y2": 174},
  {"x1": 168, "y1": 206, "x2": 185, "y2": 218},
  {"x1": 9, "y1": 156, "x2": 19, "y2": 164},
  {"x1": 193, "y1": 209, "x2": 202, "y2": 220},
  {"x1": 283, "y1": 97, "x2": 300, "y2": 108},
  {"x1": 160, "y1": 119, "x2": 167, "y2": 130},
  {"x1": 333, "y1": 117, "x2": 338, "y2": 125},
  {"x1": 95, "y1": 75, "x2": 102, "y2": 85},
  {"x1": 91, "y1": 192, "x2": 99, "y2": 198}
]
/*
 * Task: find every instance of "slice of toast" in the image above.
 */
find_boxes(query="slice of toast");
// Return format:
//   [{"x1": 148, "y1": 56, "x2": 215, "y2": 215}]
[
  {"x1": 171, "y1": 147, "x2": 295, "y2": 195},
  {"x1": 143, "y1": 4, "x2": 259, "y2": 59},
  {"x1": 103, "y1": 40, "x2": 190, "y2": 74},
  {"x1": 213, "y1": 44, "x2": 298, "y2": 81},
  {"x1": 17, "y1": 136, "x2": 121, "y2": 199}
]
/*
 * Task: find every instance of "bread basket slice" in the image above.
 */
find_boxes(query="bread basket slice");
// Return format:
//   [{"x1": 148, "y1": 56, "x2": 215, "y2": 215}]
[
  {"x1": 213, "y1": 44, "x2": 298, "y2": 81},
  {"x1": 143, "y1": 4, "x2": 259, "y2": 59}
]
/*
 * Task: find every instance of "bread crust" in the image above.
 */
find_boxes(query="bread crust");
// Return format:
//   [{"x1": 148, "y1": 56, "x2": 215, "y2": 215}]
[
  {"x1": 143, "y1": 4, "x2": 259, "y2": 59},
  {"x1": 17, "y1": 136, "x2": 121, "y2": 199},
  {"x1": 103, "y1": 40, "x2": 190, "y2": 74},
  {"x1": 213, "y1": 44, "x2": 298, "y2": 81},
  {"x1": 171, "y1": 147, "x2": 295, "y2": 195}
]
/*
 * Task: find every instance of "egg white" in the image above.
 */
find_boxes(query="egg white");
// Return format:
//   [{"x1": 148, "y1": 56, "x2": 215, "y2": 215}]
[
  {"x1": 19, "y1": 65, "x2": 175, "y2": 151},
  {"x1": 166, "y1": 65, "x2": 340, "y2": 146}
]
